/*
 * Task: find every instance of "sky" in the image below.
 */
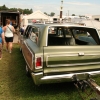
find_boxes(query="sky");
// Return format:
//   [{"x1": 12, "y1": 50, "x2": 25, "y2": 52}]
[{"x1": 1, "y1": 0, "x2": 100, "y2": 16}]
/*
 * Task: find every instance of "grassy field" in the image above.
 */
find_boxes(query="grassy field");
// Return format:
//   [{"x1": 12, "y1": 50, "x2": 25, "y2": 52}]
[{"x1": 0, "y1": 44, "x2": 100, "y2": 100}]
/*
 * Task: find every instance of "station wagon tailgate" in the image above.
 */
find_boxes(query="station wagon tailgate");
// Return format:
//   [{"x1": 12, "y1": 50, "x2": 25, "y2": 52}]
[{"x1": 43, "y1": 46, "x2": 100, "y2": 75}]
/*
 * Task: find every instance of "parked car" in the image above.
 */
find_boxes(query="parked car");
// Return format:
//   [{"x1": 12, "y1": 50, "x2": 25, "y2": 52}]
[{"x1": 18, "y1": 22, "x2": 100, "y2": 85}]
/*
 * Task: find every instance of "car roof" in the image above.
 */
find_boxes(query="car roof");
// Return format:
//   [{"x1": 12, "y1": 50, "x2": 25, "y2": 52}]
[{"x1": 30, "y1": 22, "x2": 96, "y2": 29}]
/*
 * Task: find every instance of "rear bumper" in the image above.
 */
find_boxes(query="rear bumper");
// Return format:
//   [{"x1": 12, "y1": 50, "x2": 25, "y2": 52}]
[{"x1": 31, "y1": 71, "x2": 100, "y2": 85}]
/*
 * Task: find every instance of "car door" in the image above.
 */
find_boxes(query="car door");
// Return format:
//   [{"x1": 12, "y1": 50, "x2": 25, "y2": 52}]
[
  {"x1": 21, "y1": 26, "x2": 34, "y2": 70},
  {"x1": 22, "y1": 26, "x2": 40, "y2": 71}
]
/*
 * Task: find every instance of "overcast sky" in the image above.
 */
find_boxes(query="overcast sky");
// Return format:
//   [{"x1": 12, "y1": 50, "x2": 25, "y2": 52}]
[{"x1": 1, "y1": 0, "x2": 100, "y2": 16}]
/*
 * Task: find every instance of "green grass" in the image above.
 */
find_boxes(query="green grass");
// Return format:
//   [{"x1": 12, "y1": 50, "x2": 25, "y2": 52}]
[{"x1": 0, "y1": 44, "x2": 100, "y2": 100}]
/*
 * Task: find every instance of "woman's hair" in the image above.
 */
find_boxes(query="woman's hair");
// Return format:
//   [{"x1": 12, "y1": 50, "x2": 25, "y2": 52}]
[{"x1": 6, "y1": 19, "x2": 11, "y2": 24}]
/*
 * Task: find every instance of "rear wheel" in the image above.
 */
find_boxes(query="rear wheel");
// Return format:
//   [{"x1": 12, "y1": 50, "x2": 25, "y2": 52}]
[{"x1": 26, "y1": 65, "x2": 31, "y2": 77}]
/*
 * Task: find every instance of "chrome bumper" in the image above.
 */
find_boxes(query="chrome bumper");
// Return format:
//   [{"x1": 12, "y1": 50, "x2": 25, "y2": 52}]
[{"x1": 31, "y1": 71, "x2": 100, "y2": 85}]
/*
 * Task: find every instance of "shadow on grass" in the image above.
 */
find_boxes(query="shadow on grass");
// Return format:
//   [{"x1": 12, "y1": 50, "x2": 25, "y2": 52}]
[{"x1": 5, "y1": 44, "x2": 81, "y2": 100}]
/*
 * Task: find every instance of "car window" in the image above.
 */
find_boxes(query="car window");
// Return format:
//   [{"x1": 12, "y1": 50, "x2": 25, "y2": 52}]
[
  {"x1": 71, "y1": 28, "x2": 98, "y2": 45},
  {"x1": 48, "y1": 27, "x2": 56, "y2": 34},
  {"x1": 24, "y1": 26, "x2": 32, "y2": 38},
  {"x1": 29, "y1": 27, "x2": 39, "y2": 43},
  {"x1": 48, "y1": 26, "x2": 75, "y2": 46},
  {"x1": 48, "y1": 26, "x2": 99, "y2": 46},
  {"x1": 24, "y1": 25, "x2": 30, "y2": 36}
]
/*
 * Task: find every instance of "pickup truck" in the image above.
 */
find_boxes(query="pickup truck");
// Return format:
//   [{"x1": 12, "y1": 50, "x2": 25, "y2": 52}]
[{"x1": 18, "y1": 22, "x2": 100, "y2": 85}]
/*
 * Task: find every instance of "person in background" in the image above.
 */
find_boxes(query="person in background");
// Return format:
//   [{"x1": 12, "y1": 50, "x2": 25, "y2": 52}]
[
  {"x1": 20, "y1": 25, "x2": 25, "y2": 35},
  {"x1": 2, "y1": 19, "x2": 15, "y2": 53},
  {"x1": 10, "y1": 20, "x2": 12, "y2": 25},
  {"x1": 0, "y1": 26, "x2": 4, "y2": 60}
]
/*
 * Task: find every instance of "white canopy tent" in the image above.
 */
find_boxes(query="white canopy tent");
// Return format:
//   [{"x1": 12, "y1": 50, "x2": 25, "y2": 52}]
[
  {"x1": 26, "y1": 10, "x2": 49, "y2": 20},
  {"x1": 21, "y1": 10, "x2": 50, "y2": 27}
]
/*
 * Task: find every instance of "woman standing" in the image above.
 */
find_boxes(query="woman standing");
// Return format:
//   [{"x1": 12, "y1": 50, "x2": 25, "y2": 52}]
[{"x1": 3, "y1": 19, "x2": 15, "y2": 53}]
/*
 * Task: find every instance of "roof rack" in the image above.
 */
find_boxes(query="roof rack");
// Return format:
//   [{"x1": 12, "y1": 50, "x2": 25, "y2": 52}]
[{"x1": 32, "y1": 21, "x2": 86, "y2": 26}]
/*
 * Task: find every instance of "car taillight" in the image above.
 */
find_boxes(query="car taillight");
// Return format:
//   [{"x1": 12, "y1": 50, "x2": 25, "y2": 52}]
[{"x1": 35, "y1": 57, "x2": 42, "y2": 69}]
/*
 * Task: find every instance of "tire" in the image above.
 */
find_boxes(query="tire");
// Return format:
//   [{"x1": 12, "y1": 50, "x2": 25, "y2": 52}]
[{"x1": 26, "y1": 65, "x2": 31, "y2": 77}]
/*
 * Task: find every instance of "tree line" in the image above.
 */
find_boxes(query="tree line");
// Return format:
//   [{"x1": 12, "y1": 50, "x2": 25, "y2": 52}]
[
  {"x1": 0, "y1": 5, "x2": 56, "y2": 16},
  {"x1": 0, "y1": 5, "x2": 33, "y2": 14}
]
